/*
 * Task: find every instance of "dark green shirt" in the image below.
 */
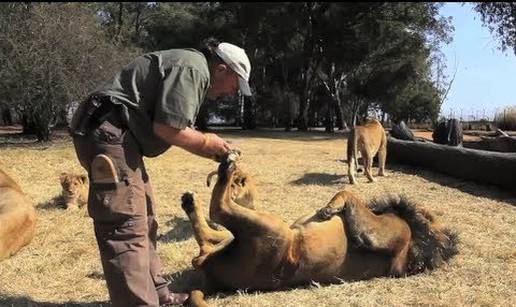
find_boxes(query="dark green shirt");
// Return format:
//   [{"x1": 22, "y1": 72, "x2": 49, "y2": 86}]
[{"x1": 95, "y1": 48, "x2": 210, "y2": 157}]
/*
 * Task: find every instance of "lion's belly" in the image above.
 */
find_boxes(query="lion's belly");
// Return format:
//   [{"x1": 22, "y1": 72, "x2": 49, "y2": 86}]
[
  {"x1": 202, "y1": 233, "x2": 293, "y2": 290},
  {"x1": 293, "y1": 217, "x2": 348, "y2": 283}
]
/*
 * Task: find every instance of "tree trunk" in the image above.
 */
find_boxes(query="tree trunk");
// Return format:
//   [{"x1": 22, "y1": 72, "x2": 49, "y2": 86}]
[
  {"x1": 116, "y1": 3, "x2": 124, "y2": 41},
  {"x1": 284, "y1": 103, "x2": 292, "y2": 132},
  {"x1": 297, "y1": 97, "x2": 309, "y2": 131},
  {"x1": 387, "y1": 137, "x2": 516, "y2": 191},
  {"x1": 33, "y1": 113, "x2": 52, "y2": 142},
  {"x1": 283, "y1": 93, "x2": 293, "y2": 132},
  {"x1": 21, "y1": 114, "x2": 37, "y2": 135},
  {"x1": 1, "y1": 107, "x2": 13, "y2": 126},
  {"x1": 325, "y1": 100, "x2": 335, "y2": 133},
  {"x1": 334, "y1": 99, "x2": 344, "y2": 130},
  {"x1": 242, "y1": 96, "x2": 256, "y2": 130}
]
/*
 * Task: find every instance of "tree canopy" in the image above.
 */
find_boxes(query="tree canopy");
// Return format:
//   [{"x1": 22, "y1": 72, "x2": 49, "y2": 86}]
[
  {"x1": 0, "y1": 2, "x2": 457, "y2": 140},
  {"x1": 474, "y1": 2, "x2": 516, "y2": 55}
]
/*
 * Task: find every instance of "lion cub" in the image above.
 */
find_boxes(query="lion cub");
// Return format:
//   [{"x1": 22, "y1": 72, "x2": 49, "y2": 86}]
[
  {"x1": 347, "y1": 119, "x2": 387, "y2": 184},
  {"x1": 59, "y1": 173, "x2": 88, "y2": 210}
]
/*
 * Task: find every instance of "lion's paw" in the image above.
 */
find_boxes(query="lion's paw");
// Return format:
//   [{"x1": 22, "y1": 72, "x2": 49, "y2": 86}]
[{"x1": 181, "y1": 192, "x2": 196, "y2": 214}]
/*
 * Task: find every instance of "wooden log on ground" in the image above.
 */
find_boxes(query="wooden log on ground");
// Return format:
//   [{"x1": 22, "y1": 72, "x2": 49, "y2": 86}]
[
  {"x1": 432, "y1": 118, "x2": 463, "y2": 146},
  {"x1": 448, "y1": 118, "x2": 463, "y2": 146},
  {"x1": 391, "y1": 121, "x2": 416, "y2": 141},
  {"x1": 390, "y1": 121, "x2": 429, "y2": 142},
  {"x1": 388, "y1": 137, "x2": 516, "y2": 191},
  {"x1": 496, "y1": 128, "x2": 509, "y2": 137},
  {"x1": 464, "y1": 135, "x2": 516, "y2": 152}
]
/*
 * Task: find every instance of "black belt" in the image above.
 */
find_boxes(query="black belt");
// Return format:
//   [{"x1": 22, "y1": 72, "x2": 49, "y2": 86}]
[{"x1": 73, "y1": 95, "x2": 124, "y2": 136}]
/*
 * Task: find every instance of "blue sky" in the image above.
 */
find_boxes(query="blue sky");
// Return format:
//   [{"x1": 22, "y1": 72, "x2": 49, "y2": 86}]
[{"x1": 438, "y1": 3, "x2": 516, "y2": 120}]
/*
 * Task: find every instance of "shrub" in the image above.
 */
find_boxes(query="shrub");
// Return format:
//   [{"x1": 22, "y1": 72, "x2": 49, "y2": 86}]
[{"x1": 0, "y1": 3, "x2": 140, "y2": 141}]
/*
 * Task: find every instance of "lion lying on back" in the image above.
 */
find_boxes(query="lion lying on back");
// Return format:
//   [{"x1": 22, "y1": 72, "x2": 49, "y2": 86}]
[
  {"x1": 0, "y1": 167, "x2": 36, "y2": 261},
  {"x1": 347, "y1": 119, "x2": 387, "y2": 184},
  {"x1": 59, "y1": 173, "x2": 88, "y2": 210},
  {"x1": 180, "y1": 153, "x2": 459, "y2": 306}
]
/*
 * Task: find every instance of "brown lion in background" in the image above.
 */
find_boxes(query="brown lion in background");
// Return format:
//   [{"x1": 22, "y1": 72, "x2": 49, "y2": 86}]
[
  {"x1": 347, "y1": 119, "x2": 388, "y2": 184},
  {"x1": 0, "y1": 167, "x2": 36, "y2": 261}
]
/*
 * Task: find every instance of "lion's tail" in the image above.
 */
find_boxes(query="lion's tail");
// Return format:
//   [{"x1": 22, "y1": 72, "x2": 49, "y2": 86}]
[{"x1": 367, "y1": 195, "x2": 459, "y2": 275}]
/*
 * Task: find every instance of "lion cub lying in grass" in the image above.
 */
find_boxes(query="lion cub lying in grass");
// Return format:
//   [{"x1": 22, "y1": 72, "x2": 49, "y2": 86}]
[
  {"x1": 0, "y1": 167, "x2": 36, "y2": 261},
  {"x1": 59, "y1": 173, "x2": 88, "y2": 210}
]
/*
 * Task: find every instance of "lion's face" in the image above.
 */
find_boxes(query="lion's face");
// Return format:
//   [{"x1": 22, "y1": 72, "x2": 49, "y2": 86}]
[
  {"x1": 60, "y1": 173, "x2": 88, "y2": 196},
  {"x1": 230, "y1": 170, "x2": 257, "y2": 209},
  {"x1": 208, "y1": 159, "x2": 258, "y2": 210}
]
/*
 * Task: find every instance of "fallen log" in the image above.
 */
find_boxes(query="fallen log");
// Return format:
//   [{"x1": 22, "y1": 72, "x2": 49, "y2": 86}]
[
  {"x1": 496, "y1": 128, "x2": 509, "y2": 137},
  {"x1": 463, "y1": 135, "x2": 516, "y2": 152},
  {"x1": 432, "y1": 118, "x2": 463, "y2": 146},
  {"x1": 390, "y1": 121, "x2": 429, "y2": 142},
  {"x1": 391, "y1": 121, "x2": 417, "y2": 141},
  {"x1": 388, "y1": 137, "x2": 516, "y2": 191}
]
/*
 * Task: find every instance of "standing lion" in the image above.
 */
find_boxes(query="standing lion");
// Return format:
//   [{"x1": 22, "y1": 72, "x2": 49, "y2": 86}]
[
  {"x1": 0, "y1": 167, "x2": 36, "y2": 261},
  {"x1": 347, "y1": 119, "x2": 387, "y2": 184}
]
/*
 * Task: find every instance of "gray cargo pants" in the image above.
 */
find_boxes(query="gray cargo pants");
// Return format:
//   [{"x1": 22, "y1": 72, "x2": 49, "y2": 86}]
[{"x1": 72, "y1": 100, "x2": 170, "y2": 307}]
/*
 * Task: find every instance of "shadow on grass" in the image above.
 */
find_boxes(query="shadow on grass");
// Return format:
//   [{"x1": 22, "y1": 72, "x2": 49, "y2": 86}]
[
  {"x1": 37, "y1": 195, "x2": 67, "y2": 210},
  {"x1": 290, "y1": 172, "x2": 346, "y2": 186},
  {"x1": 159, "y1": 216, "x2": 194, "y2": 243},
  {"x1": 0, "y1": 127, "x2": 72, "y2": 149},
  {"x1": 0, "y1": 127, "x2": 347, "y2": 150},
  {"x1": 165, "y1": 268, "x2": 311, "y2": 300},
  {"x1": 389, "y1": 163, "x2": 516, "y2": 205},
  {"x1": 212, "y1": 127, "x2": 347, "y2": 142},
  {"x1": 164, "y1": 266, "x2": 392, "y2": 303},
  {"x1": 0, "y1": 296, "x2": 108, "y2": 307}
]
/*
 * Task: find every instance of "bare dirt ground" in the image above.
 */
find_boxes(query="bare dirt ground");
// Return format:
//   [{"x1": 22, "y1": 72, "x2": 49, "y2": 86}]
[{"x1": 0, "y1": 129, "x2": 514, "y2": 307}]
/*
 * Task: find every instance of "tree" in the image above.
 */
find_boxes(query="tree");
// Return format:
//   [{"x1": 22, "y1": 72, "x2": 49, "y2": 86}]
[
  {"x1": 315, "y1": 3, "x2": 451, "y2": 129},
  {"x1": 0, "y1": 3, "x2": 139, "y2": 141},
  {"x1": 474, "y1": 2, "x2": 516, "y2": 55},
  {"x1": 140, "y1": 3, "x2": 451, "y2": 130},
  {"x1": 94, "y1": 2, "x2": 155, "y2": 47}
]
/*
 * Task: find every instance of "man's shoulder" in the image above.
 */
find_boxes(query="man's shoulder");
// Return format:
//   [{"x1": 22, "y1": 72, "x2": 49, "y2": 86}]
[
  {"x1": 148, "y1": 49, "x2": 208, "y2": 73},
  {"x1": 150, "y1": 48, "x2": 202, "y2": 58}
]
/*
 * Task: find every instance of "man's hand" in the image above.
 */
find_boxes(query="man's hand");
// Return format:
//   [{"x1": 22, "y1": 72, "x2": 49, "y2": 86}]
[
  {"x1": 153, "y1": 122, "x2": 233, "y2": 161},
  {"x1": 202, "y1": 133, "x2": 231, "y2": 156}
]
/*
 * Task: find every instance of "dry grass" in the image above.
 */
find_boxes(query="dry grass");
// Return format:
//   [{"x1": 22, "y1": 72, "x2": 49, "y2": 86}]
[
  {"x1": 494, "y1": 106, "x2": 516, "y2": 131},
  {"x1": 0, "y1": 129, "x2": 515, "y2": 307}
]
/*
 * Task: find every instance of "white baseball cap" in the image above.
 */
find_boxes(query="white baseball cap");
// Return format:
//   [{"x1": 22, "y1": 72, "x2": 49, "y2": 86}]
[{"x1": 214, "y1": 42, "x2": 252, "y2": 96}]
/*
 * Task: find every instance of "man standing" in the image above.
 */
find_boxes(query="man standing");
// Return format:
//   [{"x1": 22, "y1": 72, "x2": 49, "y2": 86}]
[{"x1": 71, "y1": 38, "x2": 251, "y2": 306}]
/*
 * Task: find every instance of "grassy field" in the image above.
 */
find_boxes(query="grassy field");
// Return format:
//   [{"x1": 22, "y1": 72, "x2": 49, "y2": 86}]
[{"x1": 0, "y1": 129, "x2": 515, "y2": 307}]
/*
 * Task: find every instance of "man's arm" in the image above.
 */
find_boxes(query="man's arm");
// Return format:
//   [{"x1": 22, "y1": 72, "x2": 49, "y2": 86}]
[{"x1": 153, "y1": 122, "x2": 231, "y2": 160}]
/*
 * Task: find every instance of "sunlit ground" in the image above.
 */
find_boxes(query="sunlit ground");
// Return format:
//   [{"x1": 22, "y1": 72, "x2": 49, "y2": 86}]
[{"x1": 0, "y1": 129, "x2": 514, "y2": 306}]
